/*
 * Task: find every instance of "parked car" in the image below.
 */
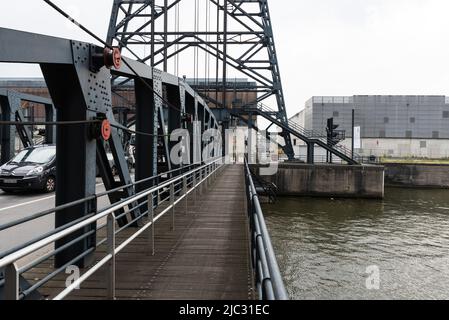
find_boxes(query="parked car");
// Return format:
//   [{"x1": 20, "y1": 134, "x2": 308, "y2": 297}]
[{"x1": 0, "y1": 145, "x2": 56, "y2": 193}]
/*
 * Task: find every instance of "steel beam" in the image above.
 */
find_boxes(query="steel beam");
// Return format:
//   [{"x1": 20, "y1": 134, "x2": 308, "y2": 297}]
[
  {"x1": 41, "y1": 60, "x2": 99, "y2": 268},
  {"x1": 0, "y1": 94, "x2": 16, "y2": 164},
  {"x1": 307, "y1": 142, "x2": 314, "y2": 164},
  {"x1": 185, "y1": 91, "x2": 195, "y2": 165},
  {"x1": 0, "y1": 28, "x2": 72, "y2": 64},
  {"x1": 154, "y1": 69, "x2": 171, "y2": 174},
  {"x1": 167, "y1": 83, "x2": 183, "y2": 172},
  {"x1": 106, "y1": 1, "x2": 295, "y2": 159},
  {"x1": 134, "y1": 79, "x2": 157, "y2": 194},
  {"x1": 96, "y1": 110, "x2": 142, "y2": 227},
  {"x1": 0, "y1": 91, "x2": 34, "y2": 164},
  {"x1": 0, "y1": 26, "x2": 222, "y2": 270},
  {"x1": 0, "y1": 89, "x2": 56, "y2": 164},
  {"x1": 45, "y1": 103, "x2": 56, "y2": 144}
]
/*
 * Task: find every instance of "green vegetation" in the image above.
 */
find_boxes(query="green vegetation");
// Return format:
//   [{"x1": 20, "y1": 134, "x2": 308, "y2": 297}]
[{"x1": 380, "y1": 157, "x2": 449, "y2": 165}]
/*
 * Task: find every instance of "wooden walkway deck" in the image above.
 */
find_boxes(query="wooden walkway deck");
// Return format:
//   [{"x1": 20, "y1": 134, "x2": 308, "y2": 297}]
[{"x1": 23, "y1": 165, "x2": 254, "y2": 300}]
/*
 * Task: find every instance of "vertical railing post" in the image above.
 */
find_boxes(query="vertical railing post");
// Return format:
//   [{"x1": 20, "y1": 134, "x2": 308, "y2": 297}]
[
  {"x1": 207, "y1": 165, "x2": 211, "y2": 188},
  {"x1": 183, "y1": 176, "x2": 188, "y2": 215},
  {"x1": 148, "y1": 193, "x2": 155, "y2": 255},
  {"x1": 4, "y1": 263, "x2": 19, "y2": 300},
  {"x1": 194, "y1": 170, "x2": 198, "y2": 204},
  {"x1": 198, "y1": 169, "x2": 202, "y2": 196},
  {"x1": 203, "y1": 167, "x2": 206, "y2": 191},
  {"x1": 106, "y1": 213, "x2": 116, "y2": 300},
  {"x1": 157, "y1": 176, "x2": 161, "y2": 204},
  {"x1": 170, "y1": 183, "x2": 175, "y2": 231}
]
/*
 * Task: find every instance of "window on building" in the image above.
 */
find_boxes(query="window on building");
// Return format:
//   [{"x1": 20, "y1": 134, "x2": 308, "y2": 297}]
[
  {"x1": 379, "y1": 130, "x2": 386, "y2": 138},
  {"x1": 333, "y1": 111, "x2": 339, "y2": 117},
  {"x1": 433, "y1": 131, "x2": 440, "y2": 139},
  {"x1": 293, "y1": 139, "x2": 297, "y2": 146},
  {"x1": 410, "y1": 117, "x2": 415, "y2": 123},
  {"x1": 384, "y1": 117, "x2": 389, "y2": 124},
  {"x1": 443, "y1": 111, "x2": 449, "y2": 118},
  {"x1": 406, "y1": 131, "x2": 412, "y2": 138},
  {"x1": 420, "y1": 141, "x2": 427, "y2": 149}
]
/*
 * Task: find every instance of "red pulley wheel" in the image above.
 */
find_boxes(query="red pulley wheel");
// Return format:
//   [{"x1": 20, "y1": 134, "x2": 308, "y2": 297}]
[
  {"x1": 112, "y1": 48, "x2": 122, "y2": 69},
  {"x1": 101, "y1": 119, "x2": 111, "y2": 141},
  {"x1": 104, "y1": 47, "x2": 122, "y2": 69}
]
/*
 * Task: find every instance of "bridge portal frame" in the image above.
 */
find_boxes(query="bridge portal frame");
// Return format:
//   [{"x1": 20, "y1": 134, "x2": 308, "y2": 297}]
[
  {"x1": 106, "y1": 0, "x2": 295, "y2": 160},
  {"x1": 0, "y1": 89, "x2": 55, "y2": 164},
  {"x1": 0, "y1": 27, "x2": 219, "y2": 268}
]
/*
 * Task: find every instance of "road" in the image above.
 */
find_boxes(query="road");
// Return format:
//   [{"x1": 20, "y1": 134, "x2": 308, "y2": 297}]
[{"x1": 0, "y1": 179, "x2": 112, "y2": 254}]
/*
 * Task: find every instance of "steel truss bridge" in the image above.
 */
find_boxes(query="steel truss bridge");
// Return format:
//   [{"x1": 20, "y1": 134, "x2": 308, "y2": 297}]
[{"x1": 0, "y1": 0, "x2": 359, "y2": 301}]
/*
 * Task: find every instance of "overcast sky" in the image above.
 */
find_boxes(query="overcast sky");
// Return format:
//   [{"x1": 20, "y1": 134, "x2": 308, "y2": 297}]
[{"x1": 1, "y1": 0, "x2": 449, "y2": 117}]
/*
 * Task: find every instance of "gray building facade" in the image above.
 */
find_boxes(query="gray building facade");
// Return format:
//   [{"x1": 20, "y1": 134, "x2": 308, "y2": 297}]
[
  {"x1": 303, "y1": 95, "x2": 449, "y2": 139},
  {"x1": 289, "y1": 95, "x2": 449, "y2": 160}
]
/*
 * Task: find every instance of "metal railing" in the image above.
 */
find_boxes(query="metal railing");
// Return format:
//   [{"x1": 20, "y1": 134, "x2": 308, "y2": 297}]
[
  {"x1": 244, "y1": 158, "x2": 289, "y2": 300},
  {"x1": 0, "y1": 163, "x2": 200, "y2": 241},
  {"x1": 0, "y1": 158, "x2": 224, "y2": 300},
  {"x1": 255, "y1": 103, "x2": 360, "y2": 161}
]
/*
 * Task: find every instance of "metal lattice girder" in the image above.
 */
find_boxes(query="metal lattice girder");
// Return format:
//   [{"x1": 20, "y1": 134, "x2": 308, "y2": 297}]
[
  {"x1": 0, "y1": 89, "x2": 55, "y2": 164},
  {"x1": 0, "y1": 26, "x2": 220, "y2": 267},
  {"x1": 166, "y1": 82, "x2": 183, "y2": 172},
  {"x1": 107, "y1": 0, "x2": 295, "y2": 159},
  {"x1": 98, "y1": 109, "x2": 143, "y2": 227},
  {"x1": 0, "y1": 93, "x2": 18, "y2": 164}
]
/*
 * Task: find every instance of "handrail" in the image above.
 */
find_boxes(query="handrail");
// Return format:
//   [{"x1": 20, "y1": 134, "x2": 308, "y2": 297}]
[
  {"x1": 255, "y1": 103, "x2": 360, "y2": 161},
  {"x1": 244, "y1": 158, "x2": 289, "y2": 300},
  {"x1": 0, "y1": 158, "x2": 224, "y2": 300},
  {"x1": 0, "y1": 163, "x2": 200, "y2": 234}
]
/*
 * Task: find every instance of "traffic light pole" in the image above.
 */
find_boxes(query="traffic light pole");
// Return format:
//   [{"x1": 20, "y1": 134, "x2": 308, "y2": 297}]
[
  {"x1": 351, "y1": 109, "x2": 355, "y2": 160},
  {"x1": 327, "y1": 118, "x2": 334, "y2": 164}
]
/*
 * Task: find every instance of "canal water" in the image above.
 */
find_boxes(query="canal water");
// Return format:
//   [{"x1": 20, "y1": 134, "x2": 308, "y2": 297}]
[{"x1": 263, "y1": 188, "x2": 449, "y2": 300}]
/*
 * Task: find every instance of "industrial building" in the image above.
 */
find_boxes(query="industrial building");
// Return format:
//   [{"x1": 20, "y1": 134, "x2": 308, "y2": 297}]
[
  {"x1": 290, "y1": 95, "x2": 449, "y2": 160},
  {"x1": 0, "y1": 77, "x2": 257, "y2": 116},
  {"x1": 0, "y1": 77, "x2": 257, "y2": 154}
]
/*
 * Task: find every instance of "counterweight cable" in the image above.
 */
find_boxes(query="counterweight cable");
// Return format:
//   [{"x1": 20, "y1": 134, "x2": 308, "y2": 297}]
[
  {"x1": 0, "y1": 120, "x2": 100, "y2": 126},
  {"x1": 42, "y1": 0, "x2": 185, "y2": 116},
  {"x1": 0, "y1": 120, "x2": 171, "y2": 138}
]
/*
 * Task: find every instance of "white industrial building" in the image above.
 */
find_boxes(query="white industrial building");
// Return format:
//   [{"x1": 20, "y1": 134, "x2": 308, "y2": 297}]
[{"x1": 290, "y1": 95, "x2": 449, "y2": 161}]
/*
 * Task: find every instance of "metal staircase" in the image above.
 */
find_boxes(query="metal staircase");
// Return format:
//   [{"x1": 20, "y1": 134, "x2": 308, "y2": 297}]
[
  {"x1": 232, "y1": 104, "x2": 360, "y2": 165},
  {"x1": 249, "y1": 166, "x2": 277, "y2": 204}
]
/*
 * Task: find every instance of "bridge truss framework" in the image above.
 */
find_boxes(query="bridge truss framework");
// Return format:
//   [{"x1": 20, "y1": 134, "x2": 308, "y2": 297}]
[{"x1": 107, "y1": 0, "x2": 296, "y2": 159}]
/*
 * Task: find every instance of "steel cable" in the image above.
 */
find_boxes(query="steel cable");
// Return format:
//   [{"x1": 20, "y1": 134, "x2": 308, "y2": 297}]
[{"x1": 42, "y1": 0, "x2": 187, "y2": 116}]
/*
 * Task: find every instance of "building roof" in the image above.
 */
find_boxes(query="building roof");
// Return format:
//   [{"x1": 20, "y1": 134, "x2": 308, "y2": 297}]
[
  {"x1": 0, "y1": 77, "x2": 257, "y2": 89},
  {"x1": 0, "y1": 78, "x2": 47, "y2": 88},
  {"x1": 309, "y1": 95, "x2": 448, "y2": 104}
]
